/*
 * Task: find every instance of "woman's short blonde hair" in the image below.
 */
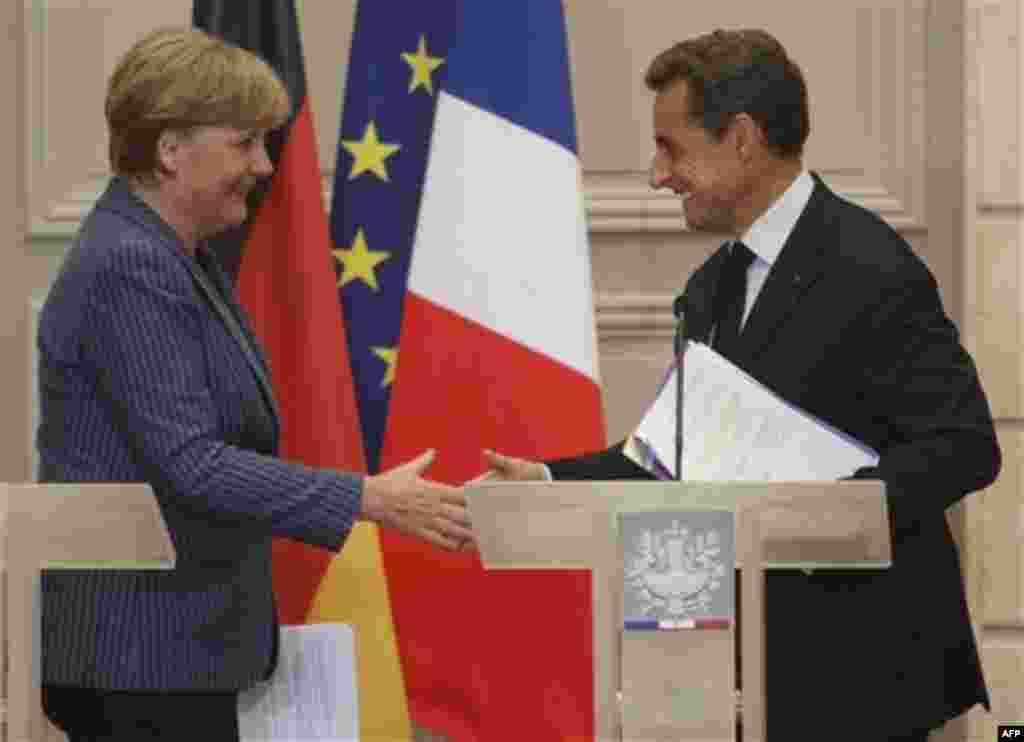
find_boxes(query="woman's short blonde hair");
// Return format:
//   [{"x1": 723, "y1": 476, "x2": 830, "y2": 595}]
[{"x1": 106, "y1": 26, "x2": 291, "y2": 178}]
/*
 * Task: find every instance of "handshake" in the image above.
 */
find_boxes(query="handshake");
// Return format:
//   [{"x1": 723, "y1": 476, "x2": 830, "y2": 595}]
[{"x1": 358, "y1": 449, "x2": 548, "y2": 552}]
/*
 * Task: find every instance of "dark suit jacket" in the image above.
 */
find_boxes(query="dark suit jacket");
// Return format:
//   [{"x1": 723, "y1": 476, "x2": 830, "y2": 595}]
[
  {"x1": 37, "y1": 178, "x2": 362, "y2": 691},
  {"x1": 548, "y1": 173, "x2": 1000, "y2": 738}
]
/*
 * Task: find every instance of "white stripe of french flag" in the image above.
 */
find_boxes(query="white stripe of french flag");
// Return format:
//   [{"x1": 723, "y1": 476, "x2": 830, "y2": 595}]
[{"x1": 408, "y1": 91, "x2": 600, "y2": 386}]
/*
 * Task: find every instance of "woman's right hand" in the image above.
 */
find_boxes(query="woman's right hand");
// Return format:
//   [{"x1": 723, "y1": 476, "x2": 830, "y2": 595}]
[{"x1": 361, "y1": 450, "x2": 473, "y2": 551}]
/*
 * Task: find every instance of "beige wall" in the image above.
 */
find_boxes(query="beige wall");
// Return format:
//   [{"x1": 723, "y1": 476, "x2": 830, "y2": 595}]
[
  {"x1": 965, "y1": 0, "x2": 1024, "y2": 739},
  {"x1": 4, "y1": 1, "x2": 1021, "y2": 740},
  {"x1": 0, "y1": 0, "x2": 24, "y2": 728}
]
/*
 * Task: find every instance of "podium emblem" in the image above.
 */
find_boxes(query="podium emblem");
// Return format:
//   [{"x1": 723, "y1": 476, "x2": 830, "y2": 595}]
[{"x1": 620, "y1": 511, "x2": 735, "y2": 622}]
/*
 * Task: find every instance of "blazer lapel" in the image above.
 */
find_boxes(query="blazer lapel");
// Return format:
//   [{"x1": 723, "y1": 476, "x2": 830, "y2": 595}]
[
  {"x1": 186, "y1": 251, "x2": 282, "y2": 428},
  {"x1": 736, "y1": 175, "x2": 831, "y2": 361}
]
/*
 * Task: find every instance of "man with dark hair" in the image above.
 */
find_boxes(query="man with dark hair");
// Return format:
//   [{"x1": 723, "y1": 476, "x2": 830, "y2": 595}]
[{"x1": 483, "y1": 28, "x2": 1000, "y2": 741}]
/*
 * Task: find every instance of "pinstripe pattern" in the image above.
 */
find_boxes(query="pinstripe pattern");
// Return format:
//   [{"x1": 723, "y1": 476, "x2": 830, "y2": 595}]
[{"x1": 37, "y1": 178, "x2": 363, "y2": 691}]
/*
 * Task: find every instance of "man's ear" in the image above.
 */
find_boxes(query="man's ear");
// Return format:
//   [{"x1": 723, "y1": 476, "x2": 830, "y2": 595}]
[{"x1": 731, "y1": 113, "x2": 763, "y2": 162}]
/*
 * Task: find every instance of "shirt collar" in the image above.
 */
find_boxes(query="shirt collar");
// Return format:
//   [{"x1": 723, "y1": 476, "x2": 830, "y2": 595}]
[{"x1": 737, "y1": 170, "x2": 814, "y2": 266}]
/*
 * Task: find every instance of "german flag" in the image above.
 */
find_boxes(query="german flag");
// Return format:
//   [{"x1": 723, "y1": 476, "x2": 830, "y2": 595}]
[{"x1": 193, "y1": 2, "x2": 412, "y2": 738}]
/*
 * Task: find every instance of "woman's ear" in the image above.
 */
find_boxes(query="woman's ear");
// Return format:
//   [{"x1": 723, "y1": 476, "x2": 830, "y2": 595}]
[{"x1": 154, "y1": 129, "x2": 183, "y2": 178}]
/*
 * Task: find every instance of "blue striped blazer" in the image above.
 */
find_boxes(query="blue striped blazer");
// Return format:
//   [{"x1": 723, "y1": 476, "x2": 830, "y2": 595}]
[{"x1": 37, "y1": 177, "x2": 362, "y2": 691}]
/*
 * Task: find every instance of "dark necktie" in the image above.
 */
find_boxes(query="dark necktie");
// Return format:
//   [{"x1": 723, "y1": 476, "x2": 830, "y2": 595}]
[{"x1": 712, "y1": 241, "x2": 756, "y2": 359}]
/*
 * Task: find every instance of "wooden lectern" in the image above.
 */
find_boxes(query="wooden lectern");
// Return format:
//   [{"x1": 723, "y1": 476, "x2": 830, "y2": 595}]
[
  {"x1": 1, "y1": 483, "x2": 175, "y2": 742},
  {"x1": 466, "y1": 480, "x2": 890, "y2": 742}
]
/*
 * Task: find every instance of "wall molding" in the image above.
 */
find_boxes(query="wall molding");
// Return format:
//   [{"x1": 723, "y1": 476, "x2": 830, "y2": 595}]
[
  {"x1": 979, "y1": 200, "x2": 1024, "y2": 216},
  {"x1": 31, "y1": 169, "x2": 929, "y2": 243},
  {"x1": 594, "y1": 293, "x2": 676, "y2": 340},
  {"x1": 30, "y1": 175, "x2": 109, "y2": 242},
  {"x1": 979, "y1": 625, "x2": 1024, "y2": 640}
]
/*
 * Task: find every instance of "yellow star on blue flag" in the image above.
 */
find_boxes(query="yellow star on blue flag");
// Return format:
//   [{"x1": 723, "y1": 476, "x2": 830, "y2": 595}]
[
  {"x1": 401, "y1": 34, "x2": 445, "y2": 95},
  {"x1": 341, "y1": 122, "x2": 401, "y2": 181},
  {"x1": 372, "y1": 347, "x2": 398, "y2": 387},
  {"x1": 333, "y1": 228, "x2": 391, "y2": 291}
]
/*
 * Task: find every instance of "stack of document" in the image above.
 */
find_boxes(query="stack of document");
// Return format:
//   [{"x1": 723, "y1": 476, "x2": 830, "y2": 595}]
[
  {"x1": 237, "y1": 623, "x2": 359, "y2": 741},
  {"x1": 624, "y1": 342, "x2": 878, "y2": 481}
]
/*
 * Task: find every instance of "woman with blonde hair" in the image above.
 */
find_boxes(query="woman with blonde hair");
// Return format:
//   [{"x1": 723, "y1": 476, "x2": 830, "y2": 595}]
[{"x1": 38, "y1": 27, "x2": 471, "y2": 740}]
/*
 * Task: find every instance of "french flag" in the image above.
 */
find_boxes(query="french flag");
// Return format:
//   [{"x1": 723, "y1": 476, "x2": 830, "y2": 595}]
[{"x1": 376, "y1": 1, "x2": 607, "y2": 739}]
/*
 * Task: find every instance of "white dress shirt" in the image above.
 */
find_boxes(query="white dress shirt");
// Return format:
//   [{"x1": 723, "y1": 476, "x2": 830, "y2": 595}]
[{"x1": 734, "y1": 169, "x2": 814, "y2": 328}]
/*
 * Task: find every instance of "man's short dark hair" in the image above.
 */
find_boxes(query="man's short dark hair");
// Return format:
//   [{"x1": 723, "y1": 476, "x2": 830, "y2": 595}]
[{"x1": 645, "y1": 29, "x2": 810, "y2": 158}]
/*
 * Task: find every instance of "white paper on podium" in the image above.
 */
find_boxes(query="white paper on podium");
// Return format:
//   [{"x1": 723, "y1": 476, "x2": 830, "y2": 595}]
[
  {"x1": 237, "y1": 623, "x2": 359, "y2": 742},
  {"x1": 625, "y1": 342, "x2": 878, "y2": 481}
]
